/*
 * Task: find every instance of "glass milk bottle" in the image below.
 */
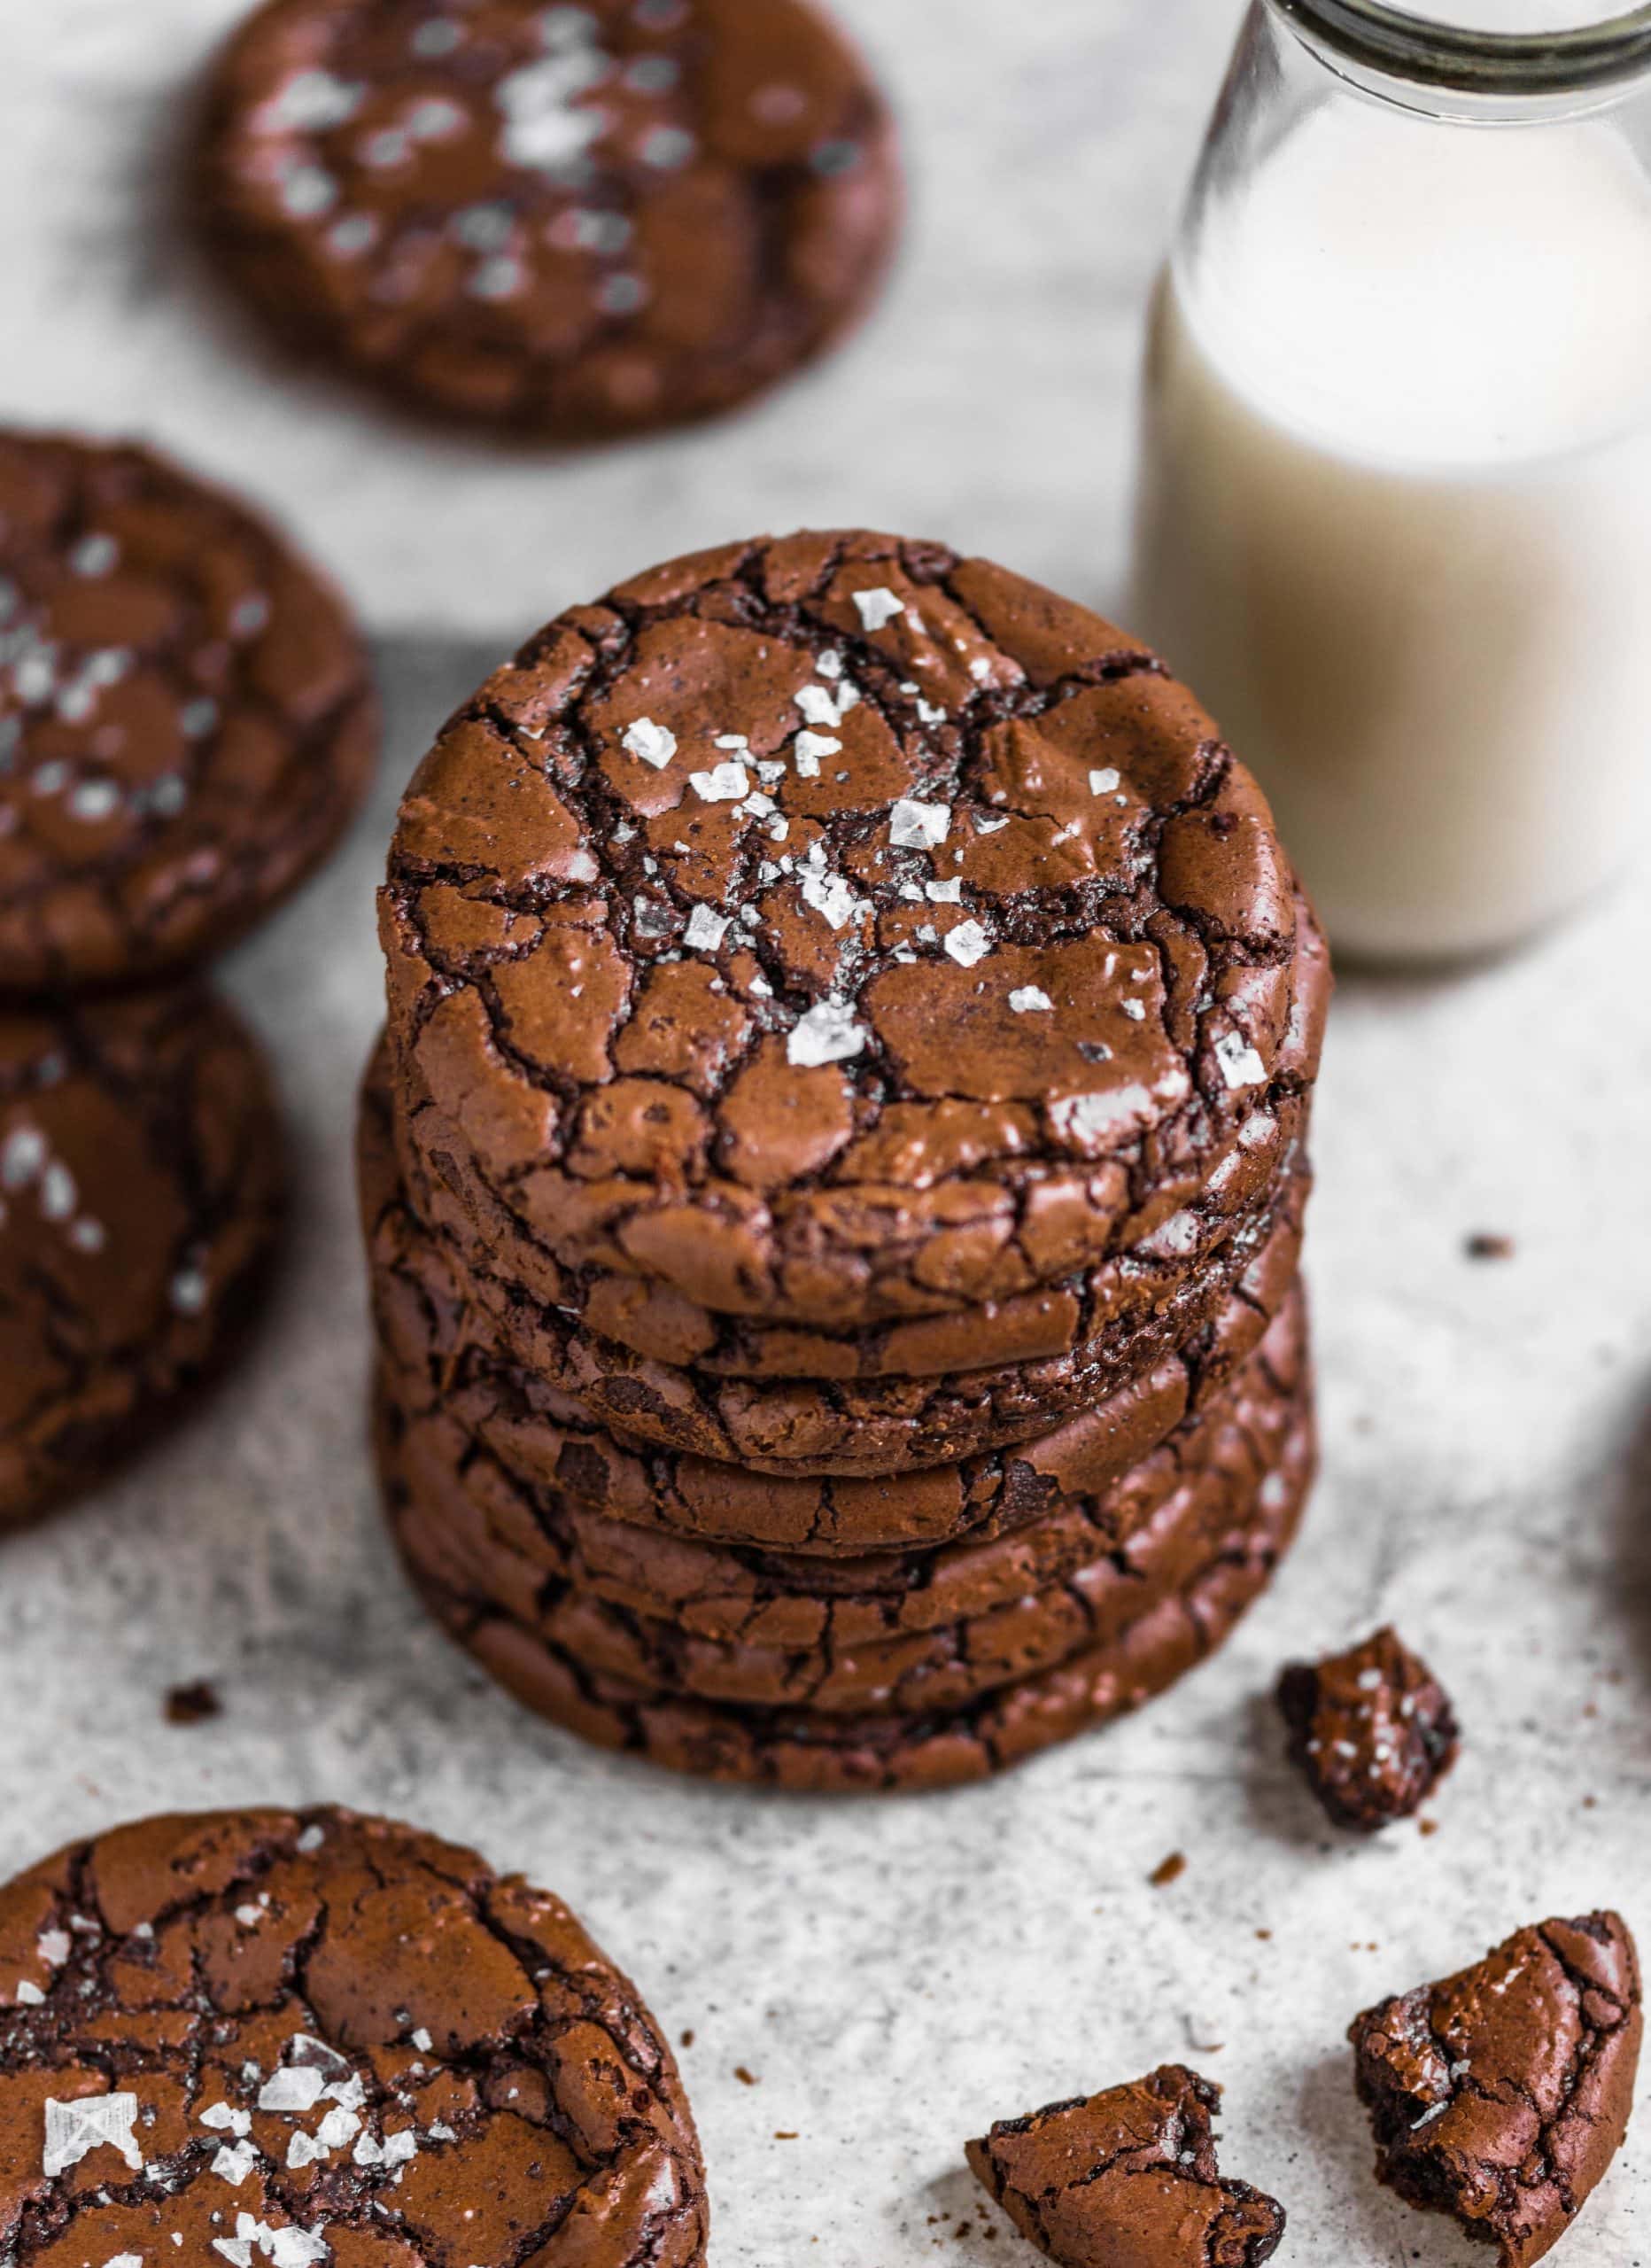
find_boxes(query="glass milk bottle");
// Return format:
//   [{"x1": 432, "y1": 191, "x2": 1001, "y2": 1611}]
[{"x1": 1131, "y1": 0, "x2": 1651, "y2": 962}]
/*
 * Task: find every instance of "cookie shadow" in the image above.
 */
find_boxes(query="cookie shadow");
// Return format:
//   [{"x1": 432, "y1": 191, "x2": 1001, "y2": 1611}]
[
  {"x1": 924, "y1": 2162, "x2": 1022, "y2": 2263},
  {"x1": 1606, "y1": 1381, "x2": 1651, "y2": 1695},
  {"x1": 1239, "y1": 1689, "x2": 1345, "y2": 1858},
  {"x1": 1293, "y1": 2046, "x2": 1421, "y2": 2261}
]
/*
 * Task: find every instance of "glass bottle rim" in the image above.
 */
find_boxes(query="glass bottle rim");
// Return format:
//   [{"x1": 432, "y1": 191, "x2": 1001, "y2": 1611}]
[{"x1": 1271, "y1": 0, "x2": 1651, "y2": 94}]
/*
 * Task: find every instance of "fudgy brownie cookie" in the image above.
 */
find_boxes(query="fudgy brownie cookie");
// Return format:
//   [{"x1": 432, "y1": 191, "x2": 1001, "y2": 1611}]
[
  {"x1": 363, "y1": 1051, "x2": 1311, "y2": 1475},
  {"x1": 381, "y1": 532, "x2": 1326, "y2": 1332},
  {"x1": 382, "y1": 1292, "x2": 1305, "y2": 1714},
  {"x1": 384, "y1": 1371, "x2": 1315, "y2": 1790},
  {"x1": 965, "y1": 2066, "x2": 1285, "y2": 2267},
  {"x1": 0, "y1": 988, "x2": 284, "y2": 1526},
  {"x1": 381, "y1": 1290, "x2": 1306, "y2": 1646},
  {"x1": 1349, "y1": 1913, "x2": 1641, "y2": 2267},
  {"x1": 1277, "y1": 1625, "x2": 1459, "y2": 1831},
  {"x1": 371, "y1": 1091, "x2": 1305, "y2": 1554},
  {"x1": 398, "y1": 1047, "x2": 1308, "y2": 1379},
  {"x1": 0, "y1": 1806, "x2": 708, "y2": 2266},
  {"x1": 0, "y1": 432, "x2": 376, "y2": 993},
  {"x1": 198, "y1": 0, "x2": 900, "y2": 438}
]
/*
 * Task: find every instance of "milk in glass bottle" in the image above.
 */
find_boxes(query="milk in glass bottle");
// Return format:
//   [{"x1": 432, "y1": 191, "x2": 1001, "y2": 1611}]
[{"x1": 1132, "y1": 0, "x2": 1651, "y2": 960}]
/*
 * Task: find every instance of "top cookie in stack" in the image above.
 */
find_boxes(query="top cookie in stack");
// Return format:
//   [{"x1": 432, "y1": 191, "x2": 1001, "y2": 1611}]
[{"x1": 378, "y1": 530, "x2": 1326, "y2": 1487}]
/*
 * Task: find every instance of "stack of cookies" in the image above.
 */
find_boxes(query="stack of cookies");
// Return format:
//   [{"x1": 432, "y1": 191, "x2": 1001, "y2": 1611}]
[
  {"x1": 0, "y1": 429, "x2": 376, "y2": 1526},
  {"x1": 364, "y1": 530, "x2": 1329, "y2": 1790}
]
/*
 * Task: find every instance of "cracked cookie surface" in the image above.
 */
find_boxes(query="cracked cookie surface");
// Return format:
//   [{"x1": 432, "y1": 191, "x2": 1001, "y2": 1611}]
[
  {"x1": 383, "y1": 1285, "x2": 1306, "y2": 1714},
  {"x1": 380, "y1": 1288, "x2": 1305, "y2": 1641},
  {"x1": 363, "y1": 1052, "x2": 1310, "y2": 1475},
  {"x1": 1277, "y1": 1624, "x2": 1459, "y2": 1832},
  {"x1": 198, "y1": 0, "x2": 900, "y2": 438},
  {"x1": 1348, "y1": 1911, "x2": 1641, "y2": 2267},
  {"x1": 965, "y1": 2065, "x2": 1285, "y2": 2268},
  {"x1": 367, "y1": 1071, "x2": 1304, "y2": 1554},
  {"x1": 383, "y1": 1365, "x2": 1314, "y2": 1790},
  {"x1": 381, "y1": 531, "x2": 1322, "y2": 1332},
  {"x1": 0, "y1": 432, "x2": 376, "y2": 993},
  {"x1": 0, "y1": 1806, "x2": 709, "y2": 2268},
  {"x1": 0, "y1": 987, "x2": 285, "y2": 1526}
]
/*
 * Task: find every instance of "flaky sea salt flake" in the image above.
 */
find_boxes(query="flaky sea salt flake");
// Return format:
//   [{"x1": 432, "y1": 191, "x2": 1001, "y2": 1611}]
[
  {"x1": 622, "y1": 718, "x2": 676, "y2": 770},
  {"x1": 688, "y1": 762, "x2": 748, "y2": 803},
  {"x1": 787, "y1": 1001, "x2": 866, "y2": 1068},
  {"x1": 44, "y1": 2093, "x2": 143, "y2": 2178},
  {"x1": 888, "y1": 798, "x2": 950, "y2": 850},
  {"x1": 1214, "y1": 1029, "x2": 1267, "y2": 1091},
  {"x1": 852, "y1": 587, "x2": 905, "y2": 633},
  {"x1": 942, "y1": 920, "x2": 992, "y2": 968},
  {"x1": 684, "y1": 905, "x2": 731, "y2": 951}
]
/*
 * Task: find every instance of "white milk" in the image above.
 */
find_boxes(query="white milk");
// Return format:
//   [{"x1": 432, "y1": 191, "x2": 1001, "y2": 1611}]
[{"x1": 1132, "y1": 101, "x2": 1651, "y2": 960}]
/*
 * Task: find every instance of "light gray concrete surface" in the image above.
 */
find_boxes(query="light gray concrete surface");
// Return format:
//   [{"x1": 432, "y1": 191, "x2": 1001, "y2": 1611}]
[{"x1": 1, "y1": 4, "x2": 1649, "y2": 2264}]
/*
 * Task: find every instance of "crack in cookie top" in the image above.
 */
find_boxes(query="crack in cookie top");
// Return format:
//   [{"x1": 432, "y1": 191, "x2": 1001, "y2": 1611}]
[
  {"x1": 0, "y1": 434, "x2": 376, "y2": 994},
  {"x1": 382, "y1": 532, "x2": 1311, "y2": 1328},
  {"x1": 199, "y1": 0, "x2": 900, "y2": 436},
  {"x1": 0, "y1": 1807, "x2": 708, "y2": 2268}
]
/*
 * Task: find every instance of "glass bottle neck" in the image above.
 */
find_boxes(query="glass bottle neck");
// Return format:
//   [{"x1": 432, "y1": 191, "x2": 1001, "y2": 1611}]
[{"x1": 1267, "y1": 0, "x2": 1651, "y2": 115}]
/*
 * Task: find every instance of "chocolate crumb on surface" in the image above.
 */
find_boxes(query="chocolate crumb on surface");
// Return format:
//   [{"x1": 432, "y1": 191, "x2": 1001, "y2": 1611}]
[
  {"x1": 1276, "y1": 1625, "x2": 1459, "y2": 1832},
  {"x1": 965, "y1": 2065, "x2": 1284, "y2": 2268},
  {"x1": 1466, "y1": 1232, "x2": 1515, "y2": 1260},
  {"x1": 163, "y1": 1679, "x2": 222, "y2": 1725},
  {"x1": 1348, "y1": 1910, "x2": 1642, "y2": 2268},
  {"x1": 1150, "y1": 1852, "x2": 1188, "y2": 1888}
]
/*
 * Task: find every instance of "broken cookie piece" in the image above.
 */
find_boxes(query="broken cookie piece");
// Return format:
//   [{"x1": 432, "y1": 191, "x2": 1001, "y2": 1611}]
[
  {"x1": 1276, "y1": 1625, "x2": 1459, "y2": 1830},
  {"x1": 965, "y1": 2064, "x2": 1284, "y2": 2266},
  {"x1": 1349, "y1": 1910, "x2": 1642, "y2": 2266}
]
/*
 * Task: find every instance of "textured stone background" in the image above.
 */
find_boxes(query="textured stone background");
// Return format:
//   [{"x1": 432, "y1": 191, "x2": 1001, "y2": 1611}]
[{"x1": 1, "y1": 4, "x2": 1648, "y2": 2263}]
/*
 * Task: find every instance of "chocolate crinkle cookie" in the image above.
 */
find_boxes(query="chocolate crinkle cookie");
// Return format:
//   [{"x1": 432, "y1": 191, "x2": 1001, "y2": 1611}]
[
  {"x1": 965, "y1": 2065, "x2": 1284, "y2": 2268},
  {"x1": 0, "y1": 987, "x2": 285, "y2": 1526},
  {"x1": 0, "y1": 430, "x2": 376, "y2": 995},
  {"x1": 198, "y1": 0, "x2": 902, "y2": 438},
  {"x1": 0, "y1": 1806, "x2": 709, "y2": 2267},
  {"x1": 1275, "y1": 1624, "x2": 1459, "y2": 1831},
  {"x1": 1349, "y1": 1911, "x2": 1642, "y2": 2267}
]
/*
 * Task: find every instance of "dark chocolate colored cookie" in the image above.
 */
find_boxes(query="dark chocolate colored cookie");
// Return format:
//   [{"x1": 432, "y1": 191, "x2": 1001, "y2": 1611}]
[
  {"x1": 1349, "y1": 1912, "x2": 1641, "y2": 2268},
  {"x1": 0, "y1": 432, "x2": 376, "y2": 993},
  {"x1": 398, "y1": 1045, "x2": 1309, "y2": 1381},
  {"x1": 1277, "y1": 1625, "x2": 1459, "y2": 1832},
  {"x1": 0, "y1": 989, "x2": 285, "y2": 1526},
  {"x1": 381, "y1": 1285, "x2": 1305, "y2": 1713},
  {"x1": 371, "y1": 1076, "x2": 1306, "y2": 1554},
  {"x1": 965, "y1": 2066, "x2": 1285, "y2": 2268},
  {"x1": 381, "y1": 532, "x2": 1327, "y2": 1332},
  {"x1": 381, "y1": 1288, "x2": 1306, "y2": 1645},
  {"x1": 362, "y1": 1043, "x2": 1310, "y2": 1476},
  {"x1": 198, "y1": 0, "x2": 900, "y2": 438},
  {"x1": 383, "y1": 1367, "x2": 1315, "y2": 1790},
  {"x1": 0, "y1": 1806, "x2": 709, "y2": 2266}
]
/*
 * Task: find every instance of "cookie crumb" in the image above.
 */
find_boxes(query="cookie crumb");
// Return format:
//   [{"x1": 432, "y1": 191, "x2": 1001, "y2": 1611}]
[
  {"x1": 164, "y1": 1680, "x2": 221, "y2": 1726},
  {"x1": 734, "y1": 2065, "x2": 757, "y2": 2085},
  {"x1": 1464, "y1": 1231, "x2": 1515, "y2": 1260},
  {"x1": 1276, "y1": 1627, "x2": 1458, "y2": 1831},
  {"x1": 679, "y1": 2029, "x2": 695, "y2": 2048},
  {"x1": 967, "y1": 2066, "x2": 1283, "y2": 2265},
  {"x1": 1150, "y1": 1852, "x2": 1188, "y2": 1888},
  {"x1": 1349, "y1": 1912, "x2": 1639, "y2": 2265}
]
